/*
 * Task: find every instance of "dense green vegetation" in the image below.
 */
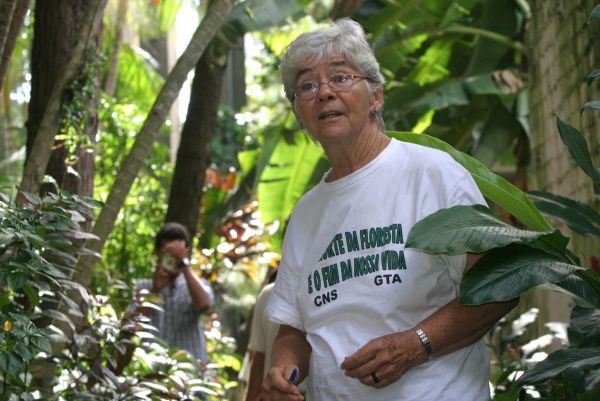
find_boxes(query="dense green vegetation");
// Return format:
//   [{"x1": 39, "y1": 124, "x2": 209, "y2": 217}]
[{"x1": 0, "y1": 0, "x2": 598, "y2": 400}]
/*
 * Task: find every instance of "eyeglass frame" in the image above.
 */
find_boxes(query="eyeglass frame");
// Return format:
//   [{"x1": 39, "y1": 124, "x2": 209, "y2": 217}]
[{"x1": 293, "y1": 73, "x2": 371, "y2": 101}]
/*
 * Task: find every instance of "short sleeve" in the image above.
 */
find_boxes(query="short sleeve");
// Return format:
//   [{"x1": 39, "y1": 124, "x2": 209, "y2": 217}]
[{"x1": 265, "y1": 219, "x2": 305, "y2": 331}]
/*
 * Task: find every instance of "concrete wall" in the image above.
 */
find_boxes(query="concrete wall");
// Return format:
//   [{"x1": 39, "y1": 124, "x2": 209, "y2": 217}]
[{"x1": 525, "y1": 0, "x2": 600, "y2": 328}]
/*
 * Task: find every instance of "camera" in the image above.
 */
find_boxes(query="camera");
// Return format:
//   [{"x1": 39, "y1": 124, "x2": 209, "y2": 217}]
[{"x1": 161, "y1": 253, "x2": 177, "y2": 273}]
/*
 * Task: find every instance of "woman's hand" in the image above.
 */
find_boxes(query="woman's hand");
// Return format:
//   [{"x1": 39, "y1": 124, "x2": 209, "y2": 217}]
[
  {"x1": 341, "y1": 330, "x2": 426, "y2": 388},
  {"x1": 261, "y1": 365, "x2": 304, "y2": 401}
]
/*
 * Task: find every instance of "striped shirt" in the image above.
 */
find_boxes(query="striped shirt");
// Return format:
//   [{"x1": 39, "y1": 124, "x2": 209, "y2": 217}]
[{"x1": 135, "y1": 274, "x2": 214, "y2": 361}]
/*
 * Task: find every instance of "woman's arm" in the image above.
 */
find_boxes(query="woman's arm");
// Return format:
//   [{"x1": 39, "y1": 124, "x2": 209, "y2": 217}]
[
  {"x1": 262, "y1": 325, "x2": 311, "y2": 401},
  {"x1": 341, "y1": 253, "x2": 518, "y2": 388}
]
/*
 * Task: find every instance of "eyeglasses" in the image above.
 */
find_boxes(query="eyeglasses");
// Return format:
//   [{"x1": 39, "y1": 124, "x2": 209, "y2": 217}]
[{"x1": 294, "y1": 73, "x2": 370, "y2": 100}]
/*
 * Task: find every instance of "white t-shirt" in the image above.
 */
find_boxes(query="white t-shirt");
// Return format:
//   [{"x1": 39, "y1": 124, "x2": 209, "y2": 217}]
[{"x1": 266, "y1": 139, "x2": 490, "y2": 401}]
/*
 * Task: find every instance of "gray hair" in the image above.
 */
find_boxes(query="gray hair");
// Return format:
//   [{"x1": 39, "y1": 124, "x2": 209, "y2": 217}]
[{"x1": 279, "y1": 18, "x2": 385, "y2": 130}]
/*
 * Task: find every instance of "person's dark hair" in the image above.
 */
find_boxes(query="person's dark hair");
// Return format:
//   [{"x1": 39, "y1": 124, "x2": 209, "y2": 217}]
[{"x1": 154, "y1": 222, "x2": 191, "y2": 251}]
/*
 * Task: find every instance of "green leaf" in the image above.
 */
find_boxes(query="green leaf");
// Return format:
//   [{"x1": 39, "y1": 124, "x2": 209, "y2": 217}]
[
  {"x1": 0, "y1": 352, "x2": 24, "y2": 378},
  {"x1": 460, "y1": 244, "x2": 580, "y2": 304},
  {"x1": 588, "y1": 70, "x2": 600, "y2": 86},
  {"x1": 22, "y1": 284, "x2": 40, "y2": 307},
  {"x1": 388, "y1": 132, "x2": 552, "y2": 231},
  {"x1": 528, "y1": 191, "x2": 600, "y2": 237},
  {"x1": 516, "y1": 348, "x2": 600, "y2": 385},
  {"x1": 555, "y1": 116, "x2": 600, "y2": 197},
  {"x1": 13, "y1": 344, "x2": 33, "y2": 363},
  {"x1": 569, "y1": 305, "x2": 600, "y2": 346},
  {"x1": 582, "y1": 100, "x2": 600, "y2": 113},
  {"x1": 257, "y1": 130, "x2": 328, "y2": 249},
  {"x1": 463, "y1": 0, "x2": 519, "y2": 76},
  {"x1": 406, "y1": 204, "x2": 559, "y2": 254},
  {"x1": 588, "y1": 4, "x2": 600, "y2": 23},
  {"x1": 30, "y1": 336, "x2": 52, "y2": 354},
  {"x1": 545, "y1": 273, "x2": 600, "y2": 309},
  {"x1": 472, "y1": 101, "x2": 522, "y2": 167}
]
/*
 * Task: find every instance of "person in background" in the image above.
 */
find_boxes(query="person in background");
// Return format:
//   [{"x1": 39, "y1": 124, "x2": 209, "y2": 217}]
[
  {"x1": 261, "y1": 18, "x2": 518, "y2": 401},
  {"x1": 132, "y1": 222, "x2": 214, "y2": 362}
]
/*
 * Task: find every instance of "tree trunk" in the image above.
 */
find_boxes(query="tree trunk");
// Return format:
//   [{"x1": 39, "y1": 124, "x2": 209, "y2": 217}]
[
  {"x1": 26, "y1": 0, "x2": 101, "y2": 198},
  {"x1": 0, "y1": 0, "x2": 16, "y2": 63},
  {"x1": 75, "y1": 0, "x2": 236, "y2": 284},
  {"x1": 0, "y1": 0, "x2": 28, "y2": 91},
  {"x1": 19, "y1": 0, "x2": 107, "y2": 196},
  {"x1": 103, "y1": 0, "x2": 128, "y2": 96},
  {"x1": 166, "y1": 45, "x2": 227, "y2": 238}
]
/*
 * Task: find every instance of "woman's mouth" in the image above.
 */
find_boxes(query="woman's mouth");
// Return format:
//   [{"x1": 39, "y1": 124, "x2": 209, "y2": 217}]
[{"x1": 319, "y1": 111, "x2": 343, "y2": 120}]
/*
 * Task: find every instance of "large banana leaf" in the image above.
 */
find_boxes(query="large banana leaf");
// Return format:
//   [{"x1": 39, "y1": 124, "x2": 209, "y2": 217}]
[
  {"x1": 387, "y1": 131, "x2": 552, "y2": 231},
  {"x1": 459, "y1": 244, "x2": 581, "y2": 305},
  {"x1": 257, "y1": 130, "x2": 328, "y2": 249},
  {"x1": 405, "y1": 204, "x2": 566, "y2": 255},
  {"x1": 515, "y1": 348, "x2": 600, "y2": 386},
  {"x1": 528, "y1": 190, "x2": 600, "y2": 237}
]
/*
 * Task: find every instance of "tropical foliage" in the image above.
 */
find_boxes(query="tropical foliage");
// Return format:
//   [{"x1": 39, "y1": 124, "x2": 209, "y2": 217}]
[
  {"x1": 404, "y1": 5, "x2": 600, "y2": 398},
  {"x1": 0, "y1": 0, "x2": 597, "y2": 400}
]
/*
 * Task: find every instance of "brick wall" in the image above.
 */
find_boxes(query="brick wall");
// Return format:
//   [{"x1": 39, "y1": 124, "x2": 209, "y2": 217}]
[{"x1": 526, "y1": 0, "x2": 600, "y2": 325}]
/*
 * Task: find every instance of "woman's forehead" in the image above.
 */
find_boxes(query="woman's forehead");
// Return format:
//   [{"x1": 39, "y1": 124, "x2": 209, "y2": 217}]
[{"x1": 295, "y1": 54, "x2": 353, "y2": 77}]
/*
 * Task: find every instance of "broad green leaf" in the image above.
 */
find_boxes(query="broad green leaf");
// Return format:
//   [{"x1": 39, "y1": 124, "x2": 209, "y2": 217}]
[
  {"x1": 388, "y1": 132, "x2": 552, "y2": 231},
  {"x1": 516, "y1": 348, "x2": 600, "y2": 385},
  {"x1": 460, "y1": 244, "x2": 579, "y2": 304},
  {"x1": 0, "y1": 352, "x2": 24, "y2": 378},
  {"x1": 545, "y1": 273, "x2": 600, "y2": 309},
  {"x1": 463, "y1": 0, "x2": 519, "y2": 76},
  {"x1": 588, "y1": 70, "x2": 600, "y2": 86},
  {"x1": 555, "y1": 116, "x2": 600, "y2": 196},
  {"x1": 13, "y1": 344, "x2": 33, "y2": 363},
  {"x1": 407, "y1": 38, "x2": 455, "y2": 85},
  {"x1": 582, "y1": 100, "x2": 600, "y2": 113},
  {"x1": 472, "y1": 101, "x2": 522, "y2": 167},
  {"x1": 528, "y1": 190, "x2": 600, "y2": 237},
  {"x1": 588, "y1": 4, "x2": 600, "y2": 23},
  {"x1": 30, "y1": 336, "x2": 52, "y2": 354},
  {"x1": 22, "y1": 284, "x2": 39, "y2": 307},
  {"x1": 569, "y1": 305, "x2": 600, "y2": 346},
  {"x1": 406, "y1": 204, "x2": 559, "y2": 254},
  {"x1": 257, "y1": 130, "x2": 328, "y2": 249}
]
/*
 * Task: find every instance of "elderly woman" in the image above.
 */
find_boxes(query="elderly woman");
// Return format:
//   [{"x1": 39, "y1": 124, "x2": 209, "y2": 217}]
[{"x1": 263, "y1": 18, "x2": 517, "y2": 401}]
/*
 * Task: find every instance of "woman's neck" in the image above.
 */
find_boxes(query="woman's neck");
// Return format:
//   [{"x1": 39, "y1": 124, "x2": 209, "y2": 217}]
[{"x1": 324, "y1": 129, "x2": 390, "y2": 182}]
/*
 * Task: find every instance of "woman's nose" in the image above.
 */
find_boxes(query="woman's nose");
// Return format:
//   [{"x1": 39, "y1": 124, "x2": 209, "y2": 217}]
[{"x1": 317, "y1": 81, "x2": 336, "y2": 100}]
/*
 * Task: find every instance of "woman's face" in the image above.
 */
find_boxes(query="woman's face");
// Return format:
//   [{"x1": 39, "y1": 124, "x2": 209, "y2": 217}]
[{"x1": 292, "y1": 54, "x2": 382, "y2": 146}]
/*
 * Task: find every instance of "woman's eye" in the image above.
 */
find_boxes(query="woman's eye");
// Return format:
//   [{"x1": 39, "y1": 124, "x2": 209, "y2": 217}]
[
  {"x1": 300, "y1": 82, "x2": 316, "y2": 91},
  {"x1": 333, "y1": 74, "x2": 350, "y2": 83}
]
